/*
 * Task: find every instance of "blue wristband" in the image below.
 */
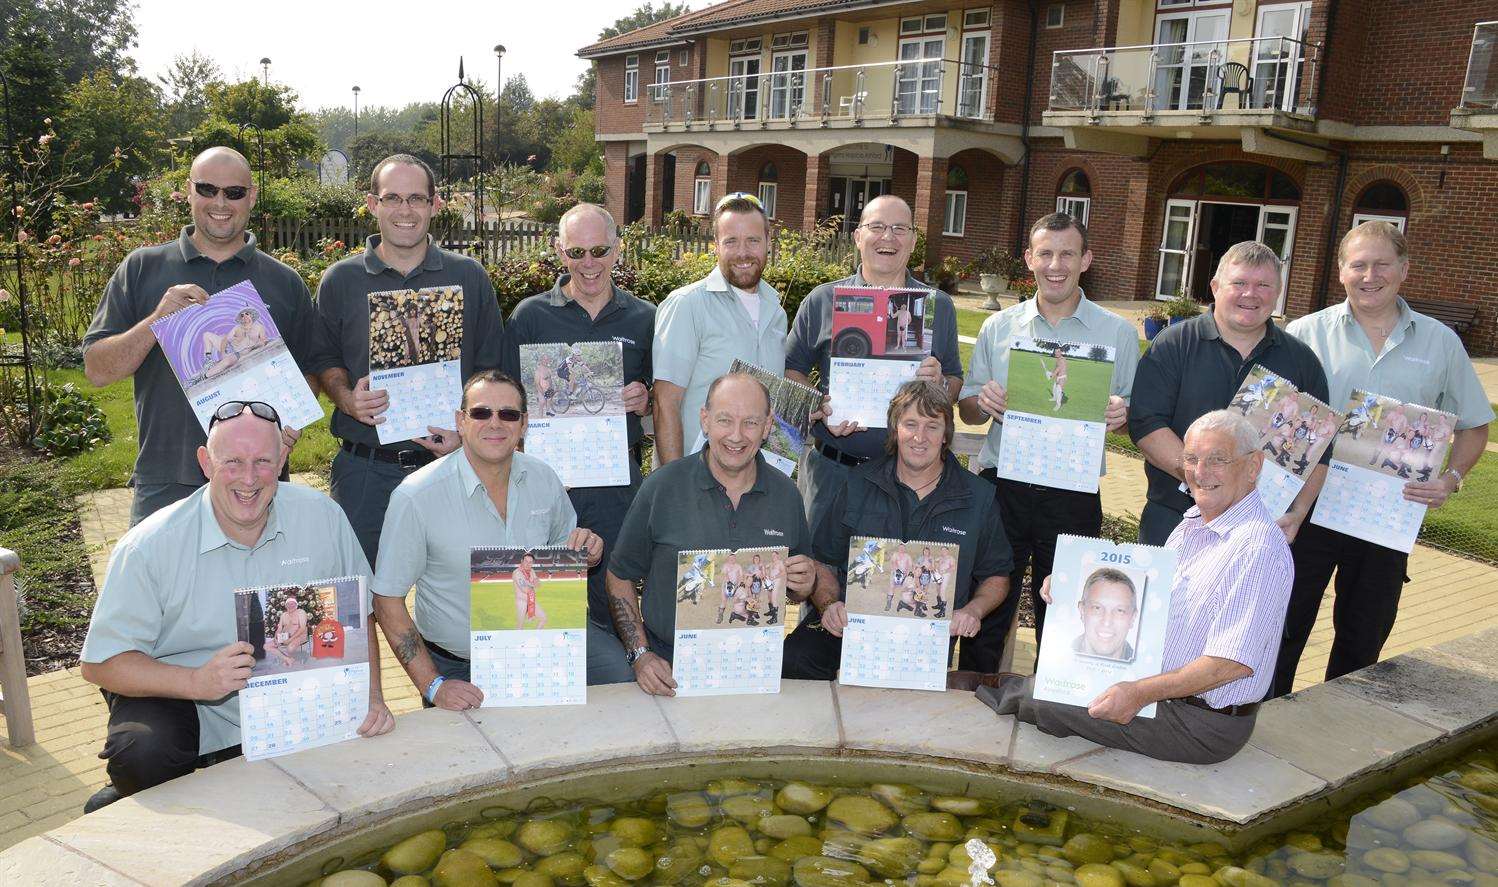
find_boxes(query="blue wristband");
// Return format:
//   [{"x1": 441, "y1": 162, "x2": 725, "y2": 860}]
[{"x1": 424, "y1": 675, "x2": 446, "y2": 704}]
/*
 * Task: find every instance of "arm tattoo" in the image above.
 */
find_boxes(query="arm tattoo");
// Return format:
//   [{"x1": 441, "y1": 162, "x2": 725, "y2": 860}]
[
  {"x1": 392, "y1": 628, "x2": 422, "y2": 665},
  {"x1": 608, "y1": 587, "x2": 648, "y2": 649}
]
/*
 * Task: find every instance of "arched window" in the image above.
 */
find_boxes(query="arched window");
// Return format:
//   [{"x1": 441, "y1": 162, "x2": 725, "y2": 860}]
[
  {"x1": 943, "y1": 164, "x2": 968, "y2": 236},
  {"x1": 1352, "y1": 181, "x2": 1409, "y2": 232},
  {"x1": 757, "y1": 161, "x2": 779, "y2": 218},
  {"x1": 1056, "y1": 168, "x2": 1092, "y2": 226},
  {"x1": 693, "y1": 160, "x2": 712, "y2": 215},
  {"x1": 1169, "y1": 162, "x2": 1301, "y2": 203}
]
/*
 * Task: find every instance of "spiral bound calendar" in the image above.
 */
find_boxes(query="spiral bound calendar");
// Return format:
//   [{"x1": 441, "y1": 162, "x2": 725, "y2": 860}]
[
  {"x1": 672, "y1": 546, "x2": 786, "y2": 696},
  {"x1": 520, "y1": 341, "x2": 630, "y2": 487},
  {"x1": 470, "y1": 546, "x2": 588, "y2": 707},
  {"x1": 368, "y1": 285, "x2": 464, "y2": 445},
  {"x1": 837, "y1": 536, "x2": 957, "y2": 691},
  {"x1": 995, "y1": 337, "x2": 1114, "y2": 494},
  {"x1": 827, "y1": 286, "x2": 935, "y2": 429},
  {"x1": 1228, "y1": 365, "x2": 1340, "y2": 518}
]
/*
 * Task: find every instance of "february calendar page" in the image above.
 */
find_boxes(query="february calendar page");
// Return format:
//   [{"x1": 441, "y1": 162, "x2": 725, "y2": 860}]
[
  {"x1": 672, "y1": 547, "x2": 786, "y2": 696},
  {"x1": 368, "y1": 286, "x2": 464, "y2": 445},
  {"x1": 1229, "y1": 366, "x2": 1340, "y2": 517},
  {"x1": 235, "y1": 576, "x2": 370, "y2": 761},
  {"x1": 826, "y1": 287, "x2": 935, "y2": 428},
  {"x1": 838, "y1": 536, "x2": 957, "y2": 692},
  {"x1": 995, "y1": 337, "x2": 1113, "y2": 494},
  {"x1": 1311, "y1": 391, "x2": 1455, "y2": 554},
  {"x1": 520, "y1": 342, "x2": 630, "y2": 487},
  {"x1": 470, "y1": 547, "x2": 588, "y2": 706},
  {"x1": 150, "y1": 280, "x2": 324, "y2": 433}
]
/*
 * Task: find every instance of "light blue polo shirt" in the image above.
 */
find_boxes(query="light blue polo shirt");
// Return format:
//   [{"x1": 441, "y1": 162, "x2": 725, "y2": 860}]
[
  {"x1": 653, "y1": 266, "x2": 787, "y2": 449},
  {"x1": 1286, "y1": 298, "x2": 1494, "y2": 430},
  {"x1": 372, "y1": 448, "x2": 577, "y2": 657},
  {"x1": 961, "y1": 292, "x2": 1141, "y2": 470},
  {"x1": 80, "y1": 483, "x2": 370, "y2": 754}
]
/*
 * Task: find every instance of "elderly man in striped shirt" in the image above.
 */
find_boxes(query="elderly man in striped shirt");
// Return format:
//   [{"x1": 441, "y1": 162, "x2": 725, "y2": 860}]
[{"x1": 975, "y1": 409, "x2": 1292, "y2": 764}]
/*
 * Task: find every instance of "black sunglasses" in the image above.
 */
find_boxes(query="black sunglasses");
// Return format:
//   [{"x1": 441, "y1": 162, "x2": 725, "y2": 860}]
[
  {"x1": 562, "y1": 245, "x2": 613, "y2": 260},
  {"x1": 191, "y1": 180, "x2": 251, "y2": 201},
  {"x1": 465, "y1": 406, "x2": 523, "y2": 422},
  {"x1": 209, "y1": 400, "x2": 282, "y2": 429}
]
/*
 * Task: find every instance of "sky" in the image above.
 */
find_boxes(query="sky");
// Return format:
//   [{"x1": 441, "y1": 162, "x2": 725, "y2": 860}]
[{"x1": 133, "y1": 0, "x2": 699, "y2": 113}]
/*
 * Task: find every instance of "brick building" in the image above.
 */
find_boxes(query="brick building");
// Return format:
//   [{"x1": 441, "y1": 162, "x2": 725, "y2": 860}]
[{"x1": 580, "y1": 1, "x2": 1498, "y2": 353}]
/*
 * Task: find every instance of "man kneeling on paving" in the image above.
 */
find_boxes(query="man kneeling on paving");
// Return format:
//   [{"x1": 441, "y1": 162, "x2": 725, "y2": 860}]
[
  {"x1": 79, "y1": 401, "x2": 393, "y2": 811},
  {"x1": 975, "y1": 409, "x2": 1292, "y2": 764}
]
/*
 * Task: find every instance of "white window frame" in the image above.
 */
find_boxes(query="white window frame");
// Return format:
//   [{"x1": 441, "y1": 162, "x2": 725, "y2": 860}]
[
  {"x1": 957, "y1": 30, "x2": 990, "y2": 118},
  {"x1": 758, "y1": 182, "x2": 778, "y2": 219},
  {"x1": 943, "y1": 190, "x2": 968, "y2": 236},
  {"x1": 693, "y1": 177, "x2": 712, "y2": 215},
  {"x1": 963, "y1": 8, "x2": 991, "y2": 28},
  {"x1": 654, "y1": 63, "x2": 671, "y2": 101},
  {"x1": 624, "y1": 55, "x2": 639, "y2": 104},
  {"x1": 1056, "y1": 195, "x2": 1091, "y2": 226},
  {"x1": 1351, "y1": 212, "x2": 1407, "y2": 232},
  {"x1": 1046, "y1": 4, "x2": 1065, "y2": 28},
  {"x1": 898, "y1": 35, "x2": 946, "y2": 115},
  {"x1": 770, "y1": 31, "x2": 809, "y2": 50}
]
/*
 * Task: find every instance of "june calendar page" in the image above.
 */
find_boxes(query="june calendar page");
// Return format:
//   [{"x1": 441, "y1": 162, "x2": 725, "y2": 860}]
[
  {"x1": 672, "y1": 546, "x2": 786, "y2": 696},
  {"x1": 470, "y1": 546, "x2": 588, "y2": 706},
  {"x1": 837, "y1": 536, "x2": 957, "y2": 691}
]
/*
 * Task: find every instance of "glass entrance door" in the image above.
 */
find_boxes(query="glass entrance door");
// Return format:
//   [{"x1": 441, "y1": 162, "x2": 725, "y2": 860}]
[
  {"x1": 729, "y1": 56, "x2": 762, "y2": 120},
  {"x1": 770, "y1": 50, "x2": 808, "y2": 119},
  {"x1": 1257, "y1": 206, "x2": 1298, "y2": 315},
  {"x1": 957, "y1": 32, "x2": 990, "y2": 118},
  {"x1": 1156, "y1": 199, "x2": 1197, "y2": 299},
  {"x1": 1253, "y1": 2, "x2": 1311, "y2": 111}
]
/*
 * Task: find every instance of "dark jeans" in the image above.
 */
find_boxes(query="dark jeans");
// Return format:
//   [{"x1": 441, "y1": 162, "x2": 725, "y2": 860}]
[
  {"x1": 781, "y1": 618, "x2": 843, "y2": 680},
  {"x1": 961, "y1": 470, "x2": 1102, "y2": 673},
  {"x1": 129, "y1": 482, "x2": 200, "y2": 527},
  {"x1": 98, "y1": 692, "x2": 242, "y2": 796},
  {"x1": 1269, "y1": 519, "x2": 1410, "y2": 698},
  {"x1": 329, "y1": 446, "x2": 421, "y2": 566}
]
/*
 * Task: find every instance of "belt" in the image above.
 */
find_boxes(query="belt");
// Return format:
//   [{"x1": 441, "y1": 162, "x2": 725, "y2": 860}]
[
  {"x1": 424, "y1": 638, "x2": 469, "y2": 663},
  {"x1": 816, "y1": 439, "x2": 868, "y2": 467},
  {"x1": 340, "y1": 440, "x2": 436, "y2": 469},
  {"x1": 1177, "y1": 695, "x2": 1260, "y2": 717}
]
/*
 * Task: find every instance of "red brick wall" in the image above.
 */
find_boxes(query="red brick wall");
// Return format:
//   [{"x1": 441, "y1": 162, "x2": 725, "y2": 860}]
[
  {"x1": 1029, "y1": 0, "x2": 1101, "y2": 124},
  {"x1": 938, "y1": 149, "x2": 1011, "y2": 264},
  {"x1": 594, "y1": 56, "x2": 646, "y2": 134},
  {"x1": 670, "y1": 147, "x2": 721, "y2": 217},
  {"x1": 1340, "y1": 1, "x2": 1497, "y2": 126},
  {"x1": 603, "y1": 142, "x2": 629, "y2": 226},
  {"x1": 726, "y1": 146, "x2": 809, "y2": 228}
]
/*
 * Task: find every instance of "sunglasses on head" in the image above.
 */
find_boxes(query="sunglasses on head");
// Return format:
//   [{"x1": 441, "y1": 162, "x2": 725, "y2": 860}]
[
  {"x1": 561, "y1": 245, "x2": 613, "y2": 260},
  {"x1": 465, "y1": 406, "x2": 523, "y2": 422},
  {"x1": 190, "y1": 181, "x2": 251, "y2": 201},
  {"x1": 716, "y1": 191, "x2": 763, "y2": 210},
  {"x1": 209, "y1": 400, "x2": 281, "y2": 429}
]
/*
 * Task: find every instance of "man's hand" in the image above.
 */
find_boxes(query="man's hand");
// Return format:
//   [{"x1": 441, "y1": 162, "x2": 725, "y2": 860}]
[
  {"x1": 784, "y1": 555, "x2": 816, "y2": 596},
  {"x1": 358, "y1": 696, "x2": 396, "y2": 737},
  {"x1": 622, "y1": 381, "x2": 650, "y2": 416},
  {"x1": 432, "y1": 678, "x2": 485, "y2": 711},
  {"x1": 568, "y1": 528, "x2": 604, "y2": 567},
  {"x1": 192, "y1": 642, "x2": 255, "y2": 700},
  {"x1": 1404, "y1": 473, "x2": 1459, "y2": 510},
  {"x1": 1038, "y1": 575, "x2": 1054, "y2": 605},
  {"x1": 819, "y1": 601, "x2": 849, "y2": 637},
  {"x1": 150, "y1": 284, "x2": 210, "y2": 322},
  {"x1": 350, "y1": 375, "x2": 391, "y2": 426},
  {"x1": 949, "y1": 606, "x2": 982, "y2": 638},
  {"x1": 633, "y1": 652, "x2": 677, "y2": 696},
  {"x1": 977, "y1": 381, "x2": 1007, "y2": 421},
  {"x1": 1275, "y1": 509, "x2": 1307, "y2": 544},
  {"x1": 414, "y1": 426, "x2": 460, "y2": 455},
  {"x1": 1104, "y1": 396, "x2": 1128, "y2": 433},
  {"x1": 280, "y1": 425, "x2": 301, "y2": 457},
  {"x1": 812, "y1": 395, "x2": 862, "y2": 437},
  {"x1": 1087, "y1": 680, "x2": 1148, "y2": 724},
  {"x1": 914, "y1": 356, "x2": 943, "y2": 386}
]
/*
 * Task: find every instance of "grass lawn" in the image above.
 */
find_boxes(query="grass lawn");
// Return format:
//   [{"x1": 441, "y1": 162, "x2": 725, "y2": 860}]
[{"x1": 470, "y1": 577, "x2": 588, "y2": 631}]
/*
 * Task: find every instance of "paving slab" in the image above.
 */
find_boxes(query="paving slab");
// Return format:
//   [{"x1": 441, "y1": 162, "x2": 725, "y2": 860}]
[
  {"x1": 835, "y1": 685, "x2": 1013, "y2": 765},
  {"x1": 0, "y1": 836, "x2": 142, "y2": 886},
  {"x1": 1329, "y1": 646, "x2": 1498, "y2": 734},
  {"x1": 468, "y1": 683, "x2": 678, "y2": 773},
  {"x1": 1245, "y1": 683, "x2": 1444, "y2": 784},
  {"x1": 1006, "y1": 721, "x2": 1106, "y2": 774},
  {"x1": 656, "y1": 680, "x2": 839, "y2": 754}
]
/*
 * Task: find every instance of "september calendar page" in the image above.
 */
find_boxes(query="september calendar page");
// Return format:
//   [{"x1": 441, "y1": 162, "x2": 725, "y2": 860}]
[
  {"x1": 672, "y1": 547, "x2": 787, "y2": 696},
  {"x1": 150, "y1": 280, "x2": 323, "y2": 433},
  {"x1": 838, "y1": 536, "x2": 957, "y2": 692},
  {"x1": 469, "y1": 546, "x2": 588, "y2": 707},
  {"x1": 996, "y1": 337, "x2": 1113, "y2": 494},
  {"x1": 520, "y1": 341, "x2": 630, "y2": 488},
  {"x1": 1228, "y1": 366, "x2": 1340, "y2": 518},
  {"x1": 368, "y1": 285, "x2": 464, "y2": 445},
  {"x1": 827, "y1": 286, "x2": 935, "y2": 428},
  {"x1": 234, "y1": 576, "x2": 370, "y2": 761}
]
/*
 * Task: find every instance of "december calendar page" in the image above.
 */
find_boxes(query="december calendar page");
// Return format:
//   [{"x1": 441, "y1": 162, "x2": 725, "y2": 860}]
[
  {"x1": 838, "y1": 536, "x2": 957, "y2": 692},
  {"x1": 827, "y1": 287, "x2": 935, "y2": 428},
  {"x1": 672, "y1": 547, "x2": 786, "y2": 696},
  {"x1": 234, "y1": 576, "x2": 371, "y2": 761},
  {"x1": 470, "y1": 546, "x2": 588, "y2": 706},
  {"x1": 519, "y1": 341, "x2": 630, "y2": 487},
  {"x1": 996, "y1": 337, "x2": 1113, "y2": 494},
  {"x1": 368, "y1": 285, "x2": 464, "y2": 445},
  {"x1": 1229, "y1": 366, "x2": 1340, "y2": 518}
]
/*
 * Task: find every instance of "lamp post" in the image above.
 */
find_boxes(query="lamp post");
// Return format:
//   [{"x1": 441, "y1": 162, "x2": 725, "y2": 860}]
[
  {"x1": 352, "y1": 85, "x2": 361, "y2": 141},
  {"x1": 260, "y1": 57, "x2": 271, "y2": 84},
  {"x1": 494, "y1": 44, "x2": 506, "y2": 225}
]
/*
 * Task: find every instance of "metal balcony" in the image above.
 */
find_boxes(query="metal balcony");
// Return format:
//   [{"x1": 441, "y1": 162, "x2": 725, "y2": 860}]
[{"x1": 1452, "y1": 21, "x2": 1498, "y2": 159}]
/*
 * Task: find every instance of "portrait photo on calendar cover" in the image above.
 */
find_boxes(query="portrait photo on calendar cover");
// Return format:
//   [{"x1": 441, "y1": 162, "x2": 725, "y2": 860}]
[
  {"x1": 1229, "y1": 366, "x2": 1339, "y2": 479},
  {"x1": 730, "y1": 359, "x2": 821, "y2": 475},
  {"x1": 470, "y1": 547, "x2": 588, "y2": 632},
  {"x1": 831, "y1": 287, "x2": 936, "y2": 360},
  {"x1": 1004, "y1": 337, "x2": 1114, "y2": 423},
  {"x1": 234, "y1": 577, "x2": 370, "y2": 679},
  {"x1": 674, "y1": 547, "x2": 788, "y2": 630},
  {"x1": 1331, "y1": 390, "x2": 1456, "y2": 484},
  {"x1": 844, "y1": 536, "x2": 960, "y2": 620},
  {"x1": 151, "y1": 281, "x2": 291, "y2": 394},
  {"x1": 518, "y1": 341, "x2": 626, "y2": 419},
  {"x1": 367, "y1": 285, "x2": 464, "y2": 370}
]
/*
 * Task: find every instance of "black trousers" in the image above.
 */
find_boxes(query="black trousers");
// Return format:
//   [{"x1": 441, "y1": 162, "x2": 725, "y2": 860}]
[
  {"x1": 98, "y1": 692, "x2": 242, "y2": 797},
  {"x1": 1269, "y1": 519, "x2": 1410, "y2": 698},
  {"x1": 781, "y1": 618, "x2": 843, "y2": 680},
  {"x1": 960, "y1": 471, "x2": 1102, "y2": 673}
]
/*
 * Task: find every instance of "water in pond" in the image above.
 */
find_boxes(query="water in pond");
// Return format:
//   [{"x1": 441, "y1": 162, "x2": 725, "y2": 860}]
[{"x1": 310, "y1": 742, "x2": 1498, "y2": 887}]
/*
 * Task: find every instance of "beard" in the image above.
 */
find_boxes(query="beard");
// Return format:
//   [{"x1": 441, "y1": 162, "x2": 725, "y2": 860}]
[{"x1": 721, "y1": 257, "x2": 766, "y2": 290}]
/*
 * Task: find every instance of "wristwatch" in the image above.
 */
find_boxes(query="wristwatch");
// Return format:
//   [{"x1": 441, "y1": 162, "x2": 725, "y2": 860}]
[
  {"x1": 1442, "y1": 467, "x2": 1464, "y2": 493},
  {"x1": 625, "y1": 645, "x2": 650, "y2": 666}
]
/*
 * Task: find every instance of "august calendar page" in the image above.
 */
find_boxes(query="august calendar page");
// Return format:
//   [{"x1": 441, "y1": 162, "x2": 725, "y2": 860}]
[
  {"x1": 826, "y1": 287, "x2": 935, "y2": 428},
  {"x1": 838, "y1": 536, "x2": 957, "y2": 692},
  {"x1": 470, "y1": 546, "x2": 588, "y2": 706},
  {"x1": 672, "y1": 547, "x2": 786, "y2": 696},
  {"x1": 1228, "y1": 366, "x2": 1340, "y2": 518},
  {"x1": 235, "y1": 576, "x2": 371, "y2": 761},
  {"x1": 995, "y1": 337, "x2": 1113, "y2": 494},
  {"x1": 368, "y1": 285, "x2": 464, "y2": 445},
  {"x1": 519, "y1": 342, "x2": 630, "y2": 487}
]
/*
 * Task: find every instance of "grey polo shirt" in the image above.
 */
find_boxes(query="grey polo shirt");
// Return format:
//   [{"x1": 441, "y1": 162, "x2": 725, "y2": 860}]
[
  {"x1": 1129, "y1": 311, "x2": 1329, "y2": 514},
  {"x1": 82, "y1": 227, "x2": 315, "y2": 486},
  {"x1": 371, "y1": 449, "x2": 577, "y2": 658},
  {"x1": 785, "y1": 270, "x2": 963, "y2": 461},
  {"x1": 309, "y1": 235, "x2": 505, "y2": 450},
  {"x1": 80, "y1": 483, "x2": 370, "y2": 754},
  {"x1": 609, "y1": 449, "x2": 811, "y2": 660},
  {"x1": 501, "y1": 275, "x2": 656, "y2": 448},
  {"x1": 653, "y1": 266, "x2": 787, "y2": 446},
  {"x1": 960, "y1": 291, "x2": 1140, "y2": 470},
  {"x1": 1286, "y1": 298, "x2": 1495, "y2": 430}
]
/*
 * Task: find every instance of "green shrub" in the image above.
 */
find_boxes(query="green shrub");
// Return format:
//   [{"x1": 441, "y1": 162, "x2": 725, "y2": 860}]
[
  {"x1": 31, "y1": 382, "x2": 111, "y2": 457},
  {"x1": 575, "y1": 170, "x2": 607, "y2": 205}
]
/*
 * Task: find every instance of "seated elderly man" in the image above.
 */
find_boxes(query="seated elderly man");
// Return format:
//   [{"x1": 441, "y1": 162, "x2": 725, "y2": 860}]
[
  {"x1": 80, "y1": 401, "x2": 392, "y2": 812},
  {"x1": 975, "y1": 409, "x2": 1292, "y2": 765}
]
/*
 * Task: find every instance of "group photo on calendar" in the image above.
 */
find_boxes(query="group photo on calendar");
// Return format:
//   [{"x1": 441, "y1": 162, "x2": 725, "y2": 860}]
[{"x1": 844, "y1": 537, "x2": 959, "y2": 622}]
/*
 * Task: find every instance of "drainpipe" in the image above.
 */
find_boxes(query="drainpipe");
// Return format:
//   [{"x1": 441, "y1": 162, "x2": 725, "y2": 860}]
[
  {"x1": 1014, "y1": 0, "x2": 1040, "y2": 253},
  {"x1": 1312, "y1": 0, "x2": 1344, "y2": 311}
]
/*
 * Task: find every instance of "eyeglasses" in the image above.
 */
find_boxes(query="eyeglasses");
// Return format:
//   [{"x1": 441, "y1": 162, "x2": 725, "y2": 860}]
[
  {"x1": 715, "y1": 191, "x2": 763, "y2": 210},
  {"x1": 375, "y1": 193, "x2": 434, "y2": 209},
  {"x1": 860, "y1": 222, "x2": 913, "y2": 237},
  {"x1": 191, "y1": 181, "x2": 251, "y2": 201},
  {"x1": 561, "y1": 245, "x2": 614, "y2": 260},
  {"x1": 1181, "y1": 453, "x2": 1244, "y2": 471},
  {"x1": 209, "y1": 400, "x2": 282, "y2": 429},
  {"x1": 465, "y1": 406, "x2": 524, "y2": 423}
]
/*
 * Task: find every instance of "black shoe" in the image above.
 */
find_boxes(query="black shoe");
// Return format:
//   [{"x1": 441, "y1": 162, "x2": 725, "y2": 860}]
[{"x1": 84, "y1": 783, "x2": 122, "y2": 814}]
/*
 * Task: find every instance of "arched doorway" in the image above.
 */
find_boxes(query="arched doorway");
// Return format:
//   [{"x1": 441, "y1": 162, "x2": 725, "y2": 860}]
[{"x1": 1156, "y1": 161, "x2": 1301, "y2": 313}]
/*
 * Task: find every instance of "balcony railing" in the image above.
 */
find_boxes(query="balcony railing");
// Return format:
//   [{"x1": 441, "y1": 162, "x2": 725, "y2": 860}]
[
  {"x1": 1048, "y1": 35, "x2": 1321, "y2": 118},
  {"x1": 1461, "y1": 21, "x2": 1498, "y2": 110},
  {"x1": 643, "y1": 58, "x2": 1000, "y2": 128}
]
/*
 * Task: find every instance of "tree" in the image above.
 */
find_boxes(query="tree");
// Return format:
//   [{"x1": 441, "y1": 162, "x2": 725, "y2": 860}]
[
  {"x1": 58, "y1": 71, "x2": 166, "y2": 212},
  {"x1": 551, "y1": 108, "x2": 601, "y2": 175},
  {"x1": 0, "y1": 0, "x2": 137, "y2": 82},
  {"x1": 158, "y1": 51, "x2": 223, "y2": 137},
  {"x1": 0, "y1": 9, "x2": 67, "y2": 150},
  {"x1": 346, "y1": 131, "x2": 439, "y2": 189},
  {"x1": 206, "y1": 80, "x2": 302, "y2": 131},
  {"x1": 596, "y1": 2, "x2": 690, "y2": 40}
]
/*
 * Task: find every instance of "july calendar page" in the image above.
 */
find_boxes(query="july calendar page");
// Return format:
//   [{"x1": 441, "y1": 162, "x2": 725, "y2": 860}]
[
  {"x1": 150, "y1": 280, "x2": 323, "y2": 433},
  {"x1": 368, "y1": 285, "x2": 464, "y2": 445},
  {"x1": 235, "y1": 576, "x2": 370, "y2": 761},
  {"x1": 1311, "y1": 391, "x2": 1456, "y2": 553},
  {"x1": 1228, "y1": 366, "x2": 1340, "y2": 517},
  {"x1": 520, "y1": 342, "x2": 630, "y2": 487},
  {"x1": 827, "y1": 286, "x2": 934, "y2": 428},
  {"x1": 672, "y1": 547, "x2": 786, "y2": 696},
  {"x1": 470, "y1": 546, "x2": 587, "y2": 707},
  {"x1": 1033, "y1": 536, "x2": 1176, "y2": 718},
  {"x1": 838, "y1": 536, "x2": 958, "y2": 692},
  {"x1": 996, "y1": 337, "x2": 1113, "y2": 494}
]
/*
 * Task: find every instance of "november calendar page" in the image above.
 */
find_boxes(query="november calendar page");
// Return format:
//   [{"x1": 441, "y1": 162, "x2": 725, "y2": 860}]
[
  {"x1": 519, "y1": 341, "x2": 630, "y2": 487},
  {"x1": 469, "y1": 547, "x2": 588, "y2": 706},
  {"x1": 149, "y1": 279, "x2": 323, "y2": 434},
  {"x1": 1228, "y1": 366, "x2": 1340, "y2": 517},
  {"x1": 234, "y1": 576, "x2": 370, "y2": 761},
  {"x1": 672, "y1": 547, "x2": 786, "y2": 696},
  {"x1": 367, "y1": 285, "x2": 464, "y2": 445},
  {"x1": 827, "y1": 287, "x2": 935, "y2": 428},
  {"x1": 996, "y1": 337, "x2": 1114, "y2": 494},
  {"x1": 838, "y1": 536, "x2": 957, "y2": 691}
]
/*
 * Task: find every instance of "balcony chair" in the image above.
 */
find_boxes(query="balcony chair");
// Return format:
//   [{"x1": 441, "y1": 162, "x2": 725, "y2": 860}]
[{"x1": 1217, "y1": 62, "x2": 1254, "y2": 110}]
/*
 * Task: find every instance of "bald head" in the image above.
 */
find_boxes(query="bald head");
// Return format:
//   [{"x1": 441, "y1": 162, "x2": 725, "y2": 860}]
[
  {"x1": 704, "y1": 371, "x2": 771, "y2": 416},
  {"x1": 190, "y1": 146, "x2": 253, "y2": 180},
  {"x1": 859, "y1": 195, "x2": 913, "y2": 227},
  {"x1": 206, "y1": 410, "x2": 282, "y2": 457},
  {"x1": 558, "y1": 202, "x2": 617, "y2": 244}
]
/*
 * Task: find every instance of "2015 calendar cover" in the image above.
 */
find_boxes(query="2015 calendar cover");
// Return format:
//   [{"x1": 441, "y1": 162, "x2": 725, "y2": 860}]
[
  {"x1": 1228, "y1": 366, "x2": 1340, "y2": 517},
  {"x1": 674, "y1": 547, "x2": 788, "y2": 630},
  {"x1": 843, "y1": 536, "x2": 960, "y2": 620},
  {"x1": 470, "y1": 547, "x2": 588, "y2": 632},
  {"x1": 995, "y1": 337, "x2": 1114, "y2": 494}
]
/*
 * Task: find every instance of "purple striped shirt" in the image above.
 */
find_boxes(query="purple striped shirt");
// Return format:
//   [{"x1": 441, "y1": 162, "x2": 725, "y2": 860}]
[{"x1": 1161, "y1": 489, "x2": 1293, "y2": 707}]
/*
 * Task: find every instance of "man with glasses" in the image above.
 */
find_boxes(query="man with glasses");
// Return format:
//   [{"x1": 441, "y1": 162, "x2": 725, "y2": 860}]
[
  {"x1": 372, "y1": 371, "x2": 602, "y2": 710},
  {"x1": 83, "y1": 146, "x2": 316, "y2": 525},
  {"x1": 310, "y1": 154, "x2": 505, "y2": 564},
  {"x1": 501, "y1": 202, "x2": 655, "y2": 684},
  {"x1": 653, "y1": 193, "x2": 787, "y2": 465},
  {"x1": 79, "y1": 401, "x2": 392, "y2": 810}
]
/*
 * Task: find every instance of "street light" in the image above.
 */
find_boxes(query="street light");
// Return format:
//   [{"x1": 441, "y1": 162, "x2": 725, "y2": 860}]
[
  {"x1": 494, "y1": 44, "x2": 506, "y2": 225},
  {"x1": 352, "y1": 85, "x2": 361, "y2": 141},
  {"x1": 260, "y1": 57, "x2": 272, "y2": 84}
]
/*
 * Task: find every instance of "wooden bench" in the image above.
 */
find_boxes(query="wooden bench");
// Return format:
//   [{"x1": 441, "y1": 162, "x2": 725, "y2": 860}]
[
  {"x1": 0, "y1": 547, "x2": 35, "y2": 748},
  {"x1": 1405, "y1": 297, "x2": 1479, "y2": 339}
]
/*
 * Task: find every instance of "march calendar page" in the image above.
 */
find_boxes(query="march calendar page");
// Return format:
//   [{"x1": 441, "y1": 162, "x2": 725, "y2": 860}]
[
  {"x1": 1228, "y1": 366, "x2": 1340, "y2": 518},
  {"x1": 368, "y1": 285, "x2": 464, "y2": 445},
  {"x1": 827, "y1": 287, "x2": 935, "y2": 428},
  {"x1": 469, "y1": 546, "x2": 588, "y2": 706},
  {"x1": 838, "y1": 536, "x2": 957, "y2": 692},
  {"x1": 520, "y1": 341, "x2": 630, "y2": 487},
  {"x1": 672, "y1": 547, "x2": 786, "y2": 696},
  {"x1": 995, "y1": 337, "x2": 1114, "y2": 494},
  {"x1": 234, "y1": 576, "x2": 370, "y2": 761}
]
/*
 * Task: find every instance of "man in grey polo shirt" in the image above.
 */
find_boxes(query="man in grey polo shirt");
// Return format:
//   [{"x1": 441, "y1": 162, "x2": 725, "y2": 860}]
[
  {"x1": 607, "y1": 372, "x2": 816, "y2": 696},
  {"x1": 83, "y1": 146, "x2": 314, "y2": 525},
  {"x1": 309, "y1": 154, "x2": 505, "y2": 563},
  {"x1": 372, "y1": 370, "x2": 602, "y2": 710},
  {"x1": 79, "y1": 403, "x2": 392, "y2": 810},
  {"x1": 959, "y1": 212, "x2": 1138, "y2": 672},
  {"x1": 653, "y1": 194, "x2": 786, "y2": 465},
  {"x1": 1270, "y1": 221, "x2": 1494, "y2": 697}
]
